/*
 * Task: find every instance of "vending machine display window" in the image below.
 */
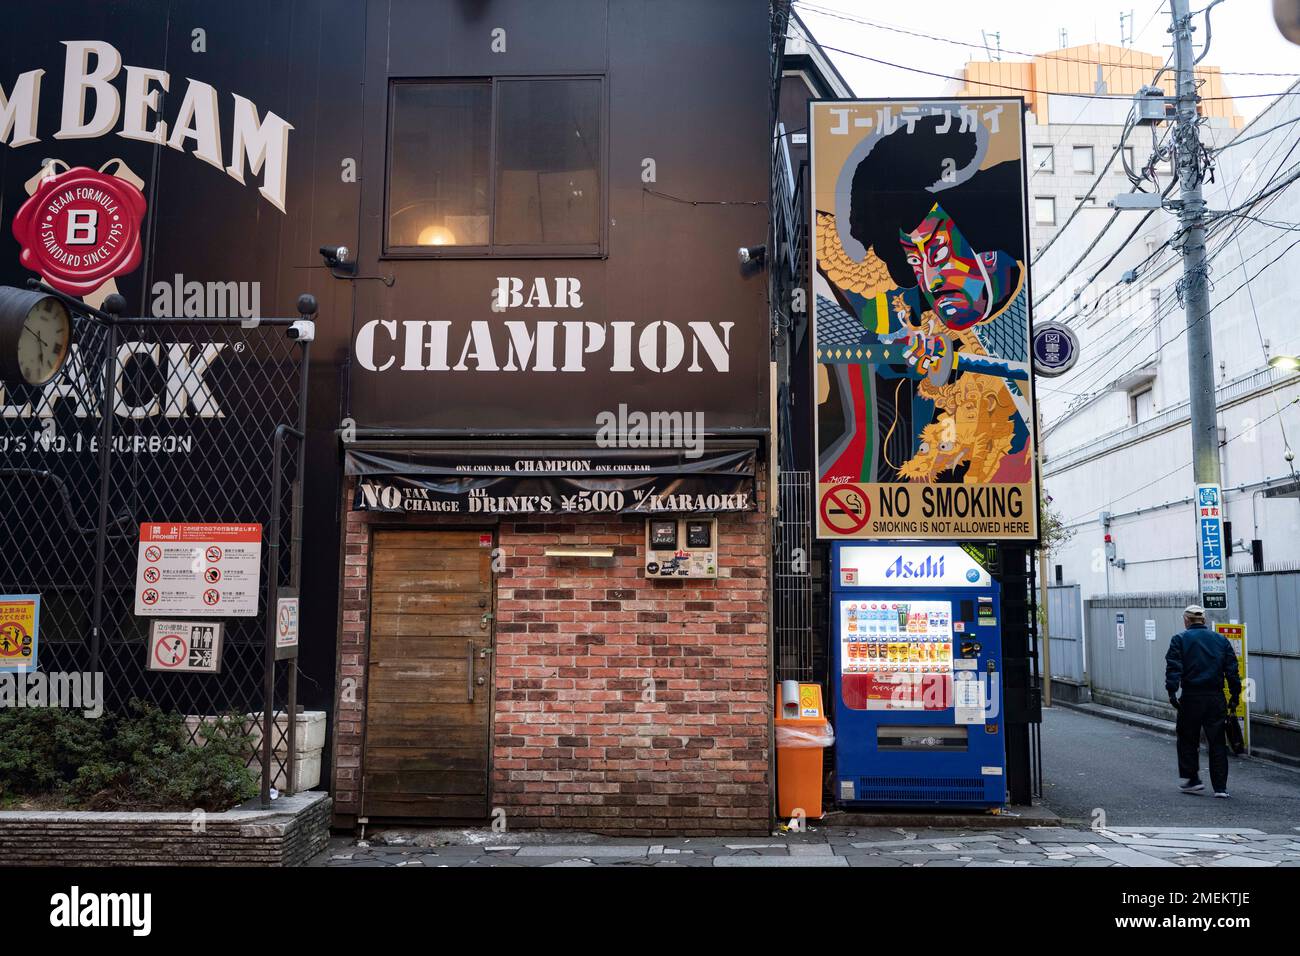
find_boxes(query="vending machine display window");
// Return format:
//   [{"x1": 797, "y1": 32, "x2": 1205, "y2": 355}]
[{"x1": 839, "y1": 599, "x2": 953, "y2": 711}]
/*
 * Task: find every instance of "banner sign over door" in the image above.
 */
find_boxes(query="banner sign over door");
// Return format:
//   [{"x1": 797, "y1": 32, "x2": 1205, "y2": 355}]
[
  {"x1": 347, "y1": 446, "x2": 757, "y2": 516},
  {"x1": 811, "y1": 98, "x2": 1037, "y2": 540}
]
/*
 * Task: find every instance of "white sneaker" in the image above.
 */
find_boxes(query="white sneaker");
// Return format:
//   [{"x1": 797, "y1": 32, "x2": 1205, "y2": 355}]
[
  {"x1": 1179, "y1": 778, "x2": 1205, "y2": 793},
  {"x1": 1213, "y1": 791, "x2": 1230, "y2": 799}
]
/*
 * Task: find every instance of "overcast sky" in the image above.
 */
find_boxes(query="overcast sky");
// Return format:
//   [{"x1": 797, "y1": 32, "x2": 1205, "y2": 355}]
[{"x1": 796, "y1": 0, "x2": 1300, "y2": 120}]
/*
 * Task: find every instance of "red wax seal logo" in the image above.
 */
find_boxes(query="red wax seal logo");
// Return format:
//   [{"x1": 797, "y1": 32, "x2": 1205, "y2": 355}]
[{"x1": 12, "y1": 166, "x2": 147, "y2": 296}]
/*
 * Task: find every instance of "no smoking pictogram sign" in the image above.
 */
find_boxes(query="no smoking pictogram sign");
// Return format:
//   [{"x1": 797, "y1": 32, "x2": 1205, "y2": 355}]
[
  {"x1": 205, "y1": 546, "x2": 223, "y2": 563},
  {"x1": 820, "y1": 484, "x2": 871, "y2": 535}
]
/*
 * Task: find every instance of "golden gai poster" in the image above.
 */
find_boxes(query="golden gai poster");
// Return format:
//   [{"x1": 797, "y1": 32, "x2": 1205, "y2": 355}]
[{"x1": 811, "y1": 98, "x2": 1038, "y2": 540}]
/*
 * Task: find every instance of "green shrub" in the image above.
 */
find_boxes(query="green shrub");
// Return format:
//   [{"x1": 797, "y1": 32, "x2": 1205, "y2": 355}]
[
  {"x1": 0, "y1": 706, "x2": 105, "y2": 797},
  {"x1": 0, "y1": 701, "x2": 258, "y2": 811}
]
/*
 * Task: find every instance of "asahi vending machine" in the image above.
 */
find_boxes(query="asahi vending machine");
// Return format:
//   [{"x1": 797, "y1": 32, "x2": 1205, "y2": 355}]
[{"x1": 831, "y1": 542, "x2": 1006, "y2": 809}]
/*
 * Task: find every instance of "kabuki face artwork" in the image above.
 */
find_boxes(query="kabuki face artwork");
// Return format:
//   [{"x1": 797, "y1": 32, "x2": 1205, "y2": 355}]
[{"x1": 900, "y1": 202, "x2": 1008, "y2": 331}]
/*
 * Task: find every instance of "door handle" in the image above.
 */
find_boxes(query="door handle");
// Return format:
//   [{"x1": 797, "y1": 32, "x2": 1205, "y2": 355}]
[{"x1": 467, "y1": 640, "x2": 475, "y2": 703}]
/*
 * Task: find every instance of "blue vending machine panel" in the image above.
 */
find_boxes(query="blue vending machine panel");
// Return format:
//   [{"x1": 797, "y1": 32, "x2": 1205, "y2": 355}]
[{"x1": 831, "y1": 542, "x2": 1006, "y2": 809}]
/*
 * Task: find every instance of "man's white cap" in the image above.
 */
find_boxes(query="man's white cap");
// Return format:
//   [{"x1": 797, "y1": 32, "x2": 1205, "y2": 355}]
[{"x1": 1184, "y1": 604, "x2": 1206, "y2": 617}]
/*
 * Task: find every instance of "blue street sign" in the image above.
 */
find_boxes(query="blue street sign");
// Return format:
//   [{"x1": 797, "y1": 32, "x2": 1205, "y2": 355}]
[
  {"x1": 1196, "y1": 483, "x2": 1228, "y2": 609},
  {"x1": 1031, "y1": 321, "x2": 1079, "y2": 377}
]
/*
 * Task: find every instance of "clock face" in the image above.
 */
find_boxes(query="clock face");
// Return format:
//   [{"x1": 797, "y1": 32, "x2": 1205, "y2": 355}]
[{"x1": 16, "y1": 297, "x2": 71, "y2": 385}]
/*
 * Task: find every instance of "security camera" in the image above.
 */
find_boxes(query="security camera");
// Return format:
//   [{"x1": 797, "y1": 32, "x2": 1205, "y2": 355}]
[
  {"x1": 319, "y1": 245, "x2": 352, "y2": 270},
  {"x1": 287, "y1": 319, "x2": 316, "y2": 342},
  {"x1": 738, "y1": 244, "x2": 767, "y2": 266}
]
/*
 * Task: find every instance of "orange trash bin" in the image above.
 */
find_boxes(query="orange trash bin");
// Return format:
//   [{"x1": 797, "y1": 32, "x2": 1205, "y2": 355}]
[{"x1": 775, "y1": 683, "x2": 834, "y2": 820}]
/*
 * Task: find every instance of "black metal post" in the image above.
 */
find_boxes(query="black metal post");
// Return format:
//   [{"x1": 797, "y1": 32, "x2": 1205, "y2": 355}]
[
  {"x1": 88, "y1": 320, "x2": 117, "y2": 675},
  {"x1": 286, "y1": 325, "x2": 312, "y2": 797},
  {"x1": 262, "y1": 423, "x2": 294, "y2": 806},
  {"x1": 262, "y1": 301, "x2": 313, "y2": 806}
]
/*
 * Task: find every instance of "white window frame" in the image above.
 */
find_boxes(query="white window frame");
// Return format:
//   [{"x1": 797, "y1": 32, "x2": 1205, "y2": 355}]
[
  {"x1": 1034, "y1": 196, "x2": 1057, "y2": 225},
  {"x1": 1072, "y1": 145, "x2": 1095, "y2": 174}
]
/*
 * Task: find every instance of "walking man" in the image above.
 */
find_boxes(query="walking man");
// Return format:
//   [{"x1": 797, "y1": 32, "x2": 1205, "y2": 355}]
[{"x1": 1165, "y1": 605, "x2": 1241, "y2": 798}]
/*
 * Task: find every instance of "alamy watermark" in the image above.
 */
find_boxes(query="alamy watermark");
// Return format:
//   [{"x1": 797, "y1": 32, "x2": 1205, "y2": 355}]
[
  {"x1": 0, "y1": 671, "x2": 104, "y2": 718},
  {"x1": 595, "y1": 403, "x2": 704, "y2": 459}
]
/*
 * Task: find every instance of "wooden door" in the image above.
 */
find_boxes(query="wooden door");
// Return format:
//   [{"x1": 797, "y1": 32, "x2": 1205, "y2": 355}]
[{"x1": 362, "y1": 530, "x2": 493, "y2": 819}]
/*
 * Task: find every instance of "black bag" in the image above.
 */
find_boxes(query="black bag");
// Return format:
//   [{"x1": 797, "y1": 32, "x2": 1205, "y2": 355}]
[{"x1": 1225, "y1": 713, "x2": 1246, "y2": 755}]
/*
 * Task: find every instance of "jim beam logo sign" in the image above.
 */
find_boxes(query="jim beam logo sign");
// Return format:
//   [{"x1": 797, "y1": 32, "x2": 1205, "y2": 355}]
[
  {"x1": 3, "y1": 40, "x2": 292, "y2": 305},
  {"x1": 810, "y1": 99, "x2": 1038, "y2": 540}
]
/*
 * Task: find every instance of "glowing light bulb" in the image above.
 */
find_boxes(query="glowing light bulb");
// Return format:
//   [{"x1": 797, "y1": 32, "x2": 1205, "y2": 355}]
[{"x1": 417, "y1": 224, "x2": 456, "y2": 246}]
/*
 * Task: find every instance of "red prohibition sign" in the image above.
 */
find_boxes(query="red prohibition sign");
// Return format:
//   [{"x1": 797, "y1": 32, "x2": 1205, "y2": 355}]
[
  {"x1": 205, "y1": 546, "x2": 223, "y2": 563},
  {"x1": 0, "y1": 622, "x2": 29, "y2": 656},
  {"x1": 204, "y1": 566, "x2": 222, "y2": 584},
  {"x1": 203, "y1": 588, "x2": 220, "y2": 606},
  {"x1": 143, "y1": 566, "x2": 160, "y2": 584},
  {"x1": 141, "y1": 588, "x2": 160, "y2": 606},
  {"x1": 154, "y1": 634, "x2": 187, "y2": 667},
  {"x1": 820, "y1": 484, "x2": 871, "y2": 535},
  {"x1": 144, "y1": 546, "x2": 162, "y2": 563}
]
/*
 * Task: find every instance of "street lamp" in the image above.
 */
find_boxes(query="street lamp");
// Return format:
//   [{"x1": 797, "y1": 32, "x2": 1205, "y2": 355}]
[{"x1": 1267, "y1": 354, "x2": 1300, "y2": 371}]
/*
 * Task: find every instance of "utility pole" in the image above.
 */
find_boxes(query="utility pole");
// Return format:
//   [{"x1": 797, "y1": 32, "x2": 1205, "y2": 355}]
[{"x1": 1170, "y1": 0, "x2": 1227, "y2": 608}]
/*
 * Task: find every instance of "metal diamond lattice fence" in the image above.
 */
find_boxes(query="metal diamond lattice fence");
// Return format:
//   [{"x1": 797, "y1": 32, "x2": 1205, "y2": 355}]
[{"x1": 0, "y1": 303, "x2": 310, "y2": 803}]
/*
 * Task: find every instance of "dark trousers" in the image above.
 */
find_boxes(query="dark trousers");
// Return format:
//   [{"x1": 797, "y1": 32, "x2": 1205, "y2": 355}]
[{"x1": 1176, "y1": 691, "x2": 1228, "y2": 792}]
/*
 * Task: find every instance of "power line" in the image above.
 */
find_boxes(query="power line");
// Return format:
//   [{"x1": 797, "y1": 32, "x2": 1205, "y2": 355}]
[
  {"x1": 1062, "y1": 230, "x2": 1300, "y2": 407},
  {"x1": 1042, "y1": 162, "x2": 1300, "y2": 402},
  {"x1": 792, "y1": 1, "x2": 1300, "y2": 77},
  {"x1": 1037, "y1": 138, "x2": 1300, "y2": 334},
  {"x1": 1060, "y1": 392, "x2": 1300, "y2": 526},
  {"x1": 1212, "y1": 115, "x2": 1300, "y2": 153},
  {"x1": 806, "y1": 37, "x2": 1300, "y2": 103}
]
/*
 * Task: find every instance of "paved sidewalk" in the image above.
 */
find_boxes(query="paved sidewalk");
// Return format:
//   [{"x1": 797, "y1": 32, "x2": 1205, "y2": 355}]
[
  {"x1": 1041, "y1": 706, "x2": 1300, "y2": 831},
  {"x1": 311, "y1": 824, "x2": 1300, "y2": 867}
]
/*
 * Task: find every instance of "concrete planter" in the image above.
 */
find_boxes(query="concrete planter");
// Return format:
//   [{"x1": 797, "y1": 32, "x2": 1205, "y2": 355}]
[
  {"x1": 186, "y1": 710, "x2": 327, "y2": 791},
  {"x1": 0, "y1": 791, "x2": 331, "y2": 866}
]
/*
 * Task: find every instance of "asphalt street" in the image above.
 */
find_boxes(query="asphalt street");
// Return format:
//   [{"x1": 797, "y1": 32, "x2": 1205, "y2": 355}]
[{"x1": 1041, "y1": 705, "x2": 1300, "y2": 831}]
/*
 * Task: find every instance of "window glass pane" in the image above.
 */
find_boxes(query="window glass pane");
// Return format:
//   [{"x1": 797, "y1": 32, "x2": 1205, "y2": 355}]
[
  {"x1": 388, "y1": 83, "x2": 491, "y2": 247},
  {"x1": 1034, "y1": 197, "x2": 1056, "y2": 225},
  {"x1": 1032, "y1": 145, "x2": 1053, "y2": 172},
  {"x1": 495, "y1": 79, "x2": 601, "y2": 246},
  {"x1": 1072, "y1": 145, "x2": 1094, "y2": 173}
]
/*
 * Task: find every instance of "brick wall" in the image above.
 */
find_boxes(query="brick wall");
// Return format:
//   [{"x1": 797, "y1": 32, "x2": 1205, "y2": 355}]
[{"x1": 331, "y1": 473, "x2": 772, "y2": 835}]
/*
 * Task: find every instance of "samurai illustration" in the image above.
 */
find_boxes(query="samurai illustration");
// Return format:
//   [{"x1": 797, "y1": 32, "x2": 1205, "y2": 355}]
[{"x1": 816, "y1": 108, "x2": 1033, "y2": 486}]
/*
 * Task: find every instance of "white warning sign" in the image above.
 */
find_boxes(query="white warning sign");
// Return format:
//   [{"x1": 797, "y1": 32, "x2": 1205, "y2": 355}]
[
  {"x1": 147, "y1": 620, "x2": 224, "y2": 673},
  {"x1": 134, "y1": 523, "x2": 262, "y2": 617},
  {"x1": 275, "y1": 593, "x2": 300, "y2": 660}
]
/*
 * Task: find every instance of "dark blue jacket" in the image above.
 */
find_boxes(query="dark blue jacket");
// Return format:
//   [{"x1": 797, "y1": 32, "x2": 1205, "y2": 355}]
[{"x1": 1165, "y1": 626, "x2": 1241, "y2": 698}]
